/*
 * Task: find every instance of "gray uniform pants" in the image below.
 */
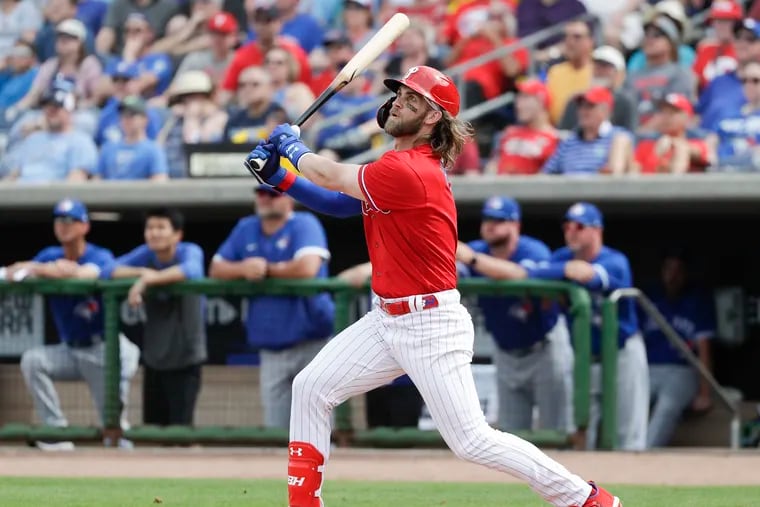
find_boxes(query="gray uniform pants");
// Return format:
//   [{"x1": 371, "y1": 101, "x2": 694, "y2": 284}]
[
  {"x1": 648, "y1": 363, "x2": 699, "y2": 448},
  {"x1": 494, "y1": 316, "x2": 575, "y2": 433},
  {"x1": 20, "y1": 335, "x2": 140, "y2": 428},
  {"x1": 586, "y1": 333, "x2": 649, "y2": 451},
  {"x1": 259, "y1": 338, "x2": 328, "y2": 429}
]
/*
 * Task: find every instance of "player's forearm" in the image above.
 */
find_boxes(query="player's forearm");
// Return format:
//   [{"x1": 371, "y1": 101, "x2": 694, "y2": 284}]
[
  {"x1": 141, "y1": 266, "x2": 187, "y2": 286},
  {"x1": 110, "y1": 266, "x2": 154, "y2": 279},
  {"x1": 208, "y1": 260, "x2": 246, "y2": 280},
  {"x1": 526, "y1": 262, "x2": 567, "y2": 280},
  {"x1": 267, "y1": 256, "x2": 322, "y2": 279},
  {"x1": 297, "y1": 153, "x2": 360, "y2": 196},
  {"x1": 280, "y1": 174, "x2": 362, "y2": 218},
  {"x1": 696, "y1": 339, "x2": 713, "y2": 394},
  {"x1": 470, "y1": 254, "x2": 527, "y2": 280}
]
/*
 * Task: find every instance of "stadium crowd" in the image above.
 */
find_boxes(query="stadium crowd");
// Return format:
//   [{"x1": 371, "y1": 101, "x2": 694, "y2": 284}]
[{"x1": 1, "y1": 0, "x2": 760, "y2": 181}]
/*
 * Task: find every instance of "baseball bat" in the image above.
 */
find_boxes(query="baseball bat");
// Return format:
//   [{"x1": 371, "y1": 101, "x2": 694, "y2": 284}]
[{"x1": 246, "y1": 12, "x2": 410, "y2": 171}]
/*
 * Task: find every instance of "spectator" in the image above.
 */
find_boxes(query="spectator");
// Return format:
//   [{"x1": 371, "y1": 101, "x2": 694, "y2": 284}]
[
  {"x1": 627, "y1": 1, "x2": 696, "y2": 73},
  {"x1": 209, "y1": 185, "x2": 335, "y2": 430},
  {"x1": 249, "y1": 0, "x2": 324, "y2": 54},
  {"x1": 107, "y1": 208, "x2": 207, "y2": 427},
  {"x1": 545, "y1": 19, "x2": 594, "y2": 125},
  {"x1": 310, "y1": 29, "x2": 356, "y2": 96},
  {"x1": 148, "y1": 0, "x2": 222, "y2": 58},
  {"x1": 560, "y1": 45, "x2": 638, "y2": 132},
  {"x1": 707, "y1": 60, "x2": 760, "y2": 171},
  {"x1": 158, "y1": 70, "x2": 228, "y2": 178},
  {"x1": 1, "y1": 80, "x2": 98, "y2": 182},
  {"x1": 219, "y1": 4, "x2": 310, "y2": 105},
  {"x1": 4, "y1": 198, "x2": 140, "y2": 449},
  {"x1": 542, "y1": 86, "x2": 633, "y2": 175},
  {"x1": 634, "y1": 94, "x2": 714, "y2": 174},
  {"x1": 265, "y1": 46, "x2": 315, "y2": 123},
  {"x1": 76, "y1": 0, "x2": 109, "y2": 38},
  {"x1": 94, "y1": 61, "x2": 164, "y2": 146},
  {"x1": 693, "y1": 0, "x2": 743, "y2": 91},
  {"x1": 95, "y1": 95, "x2": 168, "y2": 181},
  {"x1": 0, "y1": 41, "x2": 38, "y2": 111},
  {"x1": 34, "y1": 0, "x2": 91, "y2": 62},
  {"x1": 624, "y1": 14, "x2": 696, "y2": 129},
  {"x1": 526, "y1": 202, "x2": 648, "y2": 451},
  {"x1": 0, "y1": 0, "x2": 43, "y2": 60},
  {"x1": 485, "y1": 79, "x2": 558, "y2": 175},
  {"x1": 517, "y1": 0, "x2": 586, "y2": 54},
  {"x1": 374, "y1": 23, "x2": 442, "y2": 93},
  {"x1": 171, "y1": 11, "x2": 240, "y2": 90},
  {"x1": 223, "y1": 65, "x2": 286, "y2": 144},
  {"x1": 456, "y1": 196, "x2": 574, "y2": 434},
  {"x1": 95, "y1": 0, "x2": 180, "y2": 56},
  {"x1": 315, "y1": 71, "x2": 375, "y2": 159},
  {"x1": 449, "y1": 136, "x2": 482, "y2": 176},
  {"x1": 342, "y1": 0, "x2": 377, "y2": 50}
]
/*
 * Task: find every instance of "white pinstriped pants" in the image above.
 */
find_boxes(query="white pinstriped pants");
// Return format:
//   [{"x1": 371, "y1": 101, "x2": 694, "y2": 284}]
[{"x1": 290, "y1": 290, "x2": 592, "y2": 506}]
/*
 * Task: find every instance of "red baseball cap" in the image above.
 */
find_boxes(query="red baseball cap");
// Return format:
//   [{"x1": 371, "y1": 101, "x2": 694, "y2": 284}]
[
  {"x1": 516, "y1": 79, "x2": 551, "y2": 109},
  {"x1": 659, "y1": 93, "x2": 694, "y2": 116},
  {"x1": 207, "y1": 12, "x2": 238, "y2": 34},
  {"x1": 709, "y1": 0, "x2": 743, "y2": 21},
  {"x1": 576, "y1": 86, "x2": 614, "y2": 108}
]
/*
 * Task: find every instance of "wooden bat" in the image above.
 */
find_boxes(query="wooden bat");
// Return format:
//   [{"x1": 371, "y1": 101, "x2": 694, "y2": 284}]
[{"x1": 246, "y1": 13, "x2": 410, "y2": 172}]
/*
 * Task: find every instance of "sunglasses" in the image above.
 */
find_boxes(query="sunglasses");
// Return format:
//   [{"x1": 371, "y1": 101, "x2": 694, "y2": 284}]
[
  {"x1": 564, "y1": 32, "x2": 588, "y2": 40},
  {"x1": 265, "y1": 59, "x2": 286, "y2": 65},
  {"x1": 563, "y1": 221, "x2": 586, "y2": 231},
  {"x1": 238, "y1": 81, "x2": 263, "y2": 88},
  {"x1": 55, "y1": 216, "x2": 83, "y2": 224},
  {"x1": 741, "y1": 77, "x2": 760, "y2": 84},
  {"x1": 482, "y1": 217, "x2": 508, "y2": 223},
  {"x1": 644, "y1": 28, "x2": 666, "y2": 39}
]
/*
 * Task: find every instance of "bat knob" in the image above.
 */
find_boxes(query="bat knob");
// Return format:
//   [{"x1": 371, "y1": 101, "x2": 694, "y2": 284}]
[{"x1": 243, "y1": 157, "x2": 265, "y2": 177}]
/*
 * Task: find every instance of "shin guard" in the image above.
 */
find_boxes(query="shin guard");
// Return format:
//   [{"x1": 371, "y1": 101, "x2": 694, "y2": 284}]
[{"x1": 287, "y1": 441, "x2": 325, "y2": 507}]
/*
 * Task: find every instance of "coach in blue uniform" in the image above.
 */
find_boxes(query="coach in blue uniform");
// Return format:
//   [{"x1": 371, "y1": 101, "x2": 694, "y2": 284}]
[
  {"x1": 209, "y1": 185, "x2": 334, "y2": 429},
  {"x1": 642, "y1": 251, "x2": 715, "y2": 448},
  {"x1": 456, "y1": 196, "x2": 574, "y2": 433},
  {"x1": 526, "y1": 202, "x2": 648, "y2": 451},
  {"x1": 3, "y1": 199, "x2": 140, "y2": 446}
]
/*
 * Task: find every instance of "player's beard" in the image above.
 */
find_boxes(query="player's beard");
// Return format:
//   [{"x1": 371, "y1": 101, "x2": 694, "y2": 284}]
[
  {"x1": 486, "y1": 232, "x2": 512, "y2": 249},
  {"x1": 384, "y1": 112, "x2": 424, "y2": 137},
  {"x1": 258, "y1": 209, "x2": 286, "y2": 221}
]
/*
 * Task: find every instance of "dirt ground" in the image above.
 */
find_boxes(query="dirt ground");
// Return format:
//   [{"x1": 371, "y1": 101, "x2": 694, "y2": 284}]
[{"x1": 1, "y1": 447, "x2": 760, "y2": 486}]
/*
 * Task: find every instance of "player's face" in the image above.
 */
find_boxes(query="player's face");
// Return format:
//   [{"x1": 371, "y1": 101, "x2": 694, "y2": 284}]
[
  {"x1": 515, "y1": 94, "x2": 540, "y2": 124},
  {"x1": 384, "y1": 87, "x2": 439, "y2": 137},
  {"x1": 659, "y1": 105, "x2": 687, "y2": 135},
  {"x1": 563, "y1": 221, "x2": 594, "y2": 251},
  {"x1": 661, "y1": 257, "x2": 686, "y2": 294},
  {"x1": 144, "y1": 217, "x2": 181, "y2": 252},
  {"x1": 54, "y1": 217, "x2": 88, "y2": 244},
  {"x1": 740, "y1": 63, "x2": 760, "y2": 103},
  {"x1": 480, "y1": 218, "x2": 519, "y2": 249},
  {"x1": 254, "y1": 190, "x2": 292, "y2": 220}
]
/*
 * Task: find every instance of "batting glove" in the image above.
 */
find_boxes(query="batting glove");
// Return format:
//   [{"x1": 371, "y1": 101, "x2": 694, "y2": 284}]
[
  {"x1": 268, "y1": 124, "x2": 312, "y2": 170},
  {"x1": 244, "y1": 141, "x2": 288, "y2": 187}
]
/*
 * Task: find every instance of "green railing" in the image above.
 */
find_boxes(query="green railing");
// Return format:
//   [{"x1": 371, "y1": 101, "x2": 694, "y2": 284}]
[{"x1": 0, "y1": 278, "x2": 592, "y2": 449}]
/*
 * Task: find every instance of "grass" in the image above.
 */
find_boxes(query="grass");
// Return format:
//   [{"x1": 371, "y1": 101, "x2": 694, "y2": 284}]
[{"x1": 1, "y1": 477, "x2": 759, "y2": 506}]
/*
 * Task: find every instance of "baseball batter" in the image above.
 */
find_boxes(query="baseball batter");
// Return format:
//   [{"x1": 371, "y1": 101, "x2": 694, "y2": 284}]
[{"x1": 246, "y1": 66, "x2": 621, "y2": 507}]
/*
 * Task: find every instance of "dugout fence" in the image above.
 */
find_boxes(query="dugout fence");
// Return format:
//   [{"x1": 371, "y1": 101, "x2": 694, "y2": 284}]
[{"x1": 0, "y1": 278, "x2": 616, "y2": 449}]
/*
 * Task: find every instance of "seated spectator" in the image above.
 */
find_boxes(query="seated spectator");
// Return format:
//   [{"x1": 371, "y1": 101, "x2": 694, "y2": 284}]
[
  {"x1": 224, "y1": 65, "x2": 286, "y2": 144},
  {"x1": 560, "y1": 45, "x2": 638, "y2": 132},
  {"x1": 545, "y1": 19, "x2": 594, "y2": 125},
  {"x1": 692, "y1": 1, "x2": 743, "y2": 91},
  {"x1": 486, "y1": 79, "x2": 558, "y2": 175},
  {"x1": 642, "y1": 250, "x2": 715, "y2": 448},
  {"x1": 95, "y1": 96, "x2": 168, "y2": 181},
  {"x1": 310, "y1": 30, "x2": 356, "y2": 96},
  {"x1": 372, "y1": 22, "x2": 442, "y2": 93},
  {"x1": 542, "y1": 86, "x2": 632, "y2": 175},
  {"x1": 148, "y1": 0, "x2": 222, "y2": 57},
  {"x1": 342, "y1": 0, "x2": 377, "y2": 50},
  {"x1": 265, "y1": 46, "x2": 315, "y2": 123},
  {"x1": 94, "y1": 0, "x2": 179, "y2": 56},
  {"x1": 248, "y1": 0, "x2": 324, "y2": 54},
  {"x1": 1, "y1": 80, "x2": 97, "y2": 181},
  {"x1": 624, "y1": 14, "x2": 696, "y2": 130},
  {"x1": 0, "y1": 0, "x2": 43, "y2": 60},
  {"x1": 315, "y1": 72, "x2": 376, "y2": 159},
  {"x1": 627, "y1": 1, "x2": 696, "y2": 73},
  {"x1": 634, "y1": 94, "x2": 713, "y2": 174},
  {"x1": 707, "y1": 60, "x2": 760, "y2": 171},
  {"x1": 449, "y1": 137, "x2": 482, "y2": 176},
  {"x1": 34, "y1": 0, "x2": 93, "y2": 62},
  {"x1": 76, "y1": 0, "x2": 108, "y2": 38},
  {"x1": 0, "y1": 41, "x2": 38, "y2": 112}
]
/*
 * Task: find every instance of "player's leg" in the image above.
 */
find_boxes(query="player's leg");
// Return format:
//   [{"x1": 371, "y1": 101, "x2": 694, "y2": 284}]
[
  {"x1": 163, "y1": 364, "x2": 203, "y2": 425},
  {"x1": 536, "y1": 319, "x2": 575, "y2": 433},
  {"x1": 647, "y1": 364, "x2": 698, "y2": 448},
  {"x1": 19, "y1": 343, "x2": 78, "y2": 427},
  {"x1": 142, "y1": 365, "x2": 169, "y2": 425},
  {"x1": 288, "y1": 310, "x2": 404, "y2": 507},
  {"x1": 615, "y1": 334, "x2": 649, "y2": 451},
  {"x1": 493, "y1": 348, "x2": 533, "y2": 431},
  {"x1": 394, "y1": 304, "x2": 593, "y2": 506},
  {"x1": 585, "y1": 363, "x2": 603, "y2": 450}
]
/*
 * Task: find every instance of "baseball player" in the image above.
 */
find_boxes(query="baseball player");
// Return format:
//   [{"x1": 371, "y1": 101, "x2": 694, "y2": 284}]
[
  {"x1": 456, "y1": 195, "x2": 574, "y2": 434},
  {"x1": 246, "y1": 66, "x2": 621, "y2": 507},
  {"x1": 642, "y1": 250, "x2": 715, "y2": 448},
  {"x1": 526, "y1": 203, "x2": 649, "y2": 451},
  {"x1": 3, "y1": 199, "x2": 140, "y2": 449},
  {"x1": 209, "y1": 185, "x2": 334, "y2": 430}
]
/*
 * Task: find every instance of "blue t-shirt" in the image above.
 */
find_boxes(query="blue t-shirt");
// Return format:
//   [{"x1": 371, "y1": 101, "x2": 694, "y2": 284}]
[
  {"x1": 247, "y1": 13, "x2": 325, "y2": 53},
  {"x1": 106, "y1": 53, "x2": 173, "y2": 96},
  {"x1": 95, "y1": 97, "x2": 164, "y2": 145},
  {"x1": 464, "y1": 235, "x2": 560, "y2": 351},
  {"x1": 542, "y1": 122, "x2": 631, "y2": 175},
  {"x1": 641, "y1": 286, "x2": 715, "y2": 365},
  {"x1": 0, "y1": 66, "x2": 38, "y2": 109},
  {"x1": 108, "y1": 242, "x2": 204, "y2": 280},
  {"x1": 96, "y1": 138, "x2": 168, "y2": 180},
  {"x1": 627, "y1": 45, "x2": 696, "y2": 74},
  {"x1": 710, "y1": 107, "x2": 760, "y2": 167},
  {"x1": 33, "y1": 243, "x2": 114, "y2": 346},
  {"x1": 5, "y1": 130, "x2": 98, "y2": 182},
  {"x1": 214, "y1": 212, "x2": 335, "y2": 350},
  {"x1": 697, "y1": 72, "x2": 745, "y2": 131}
]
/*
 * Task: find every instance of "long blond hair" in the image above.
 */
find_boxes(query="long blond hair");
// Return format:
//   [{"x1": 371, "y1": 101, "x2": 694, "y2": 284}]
[{"x1": 430, "y1": 112, "x2": 475, "y2": 169}]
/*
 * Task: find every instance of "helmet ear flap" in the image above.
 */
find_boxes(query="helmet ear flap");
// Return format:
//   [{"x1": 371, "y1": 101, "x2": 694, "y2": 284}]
[{"x1": 376, "y1": 96, "x2": 396, "y2": 129}]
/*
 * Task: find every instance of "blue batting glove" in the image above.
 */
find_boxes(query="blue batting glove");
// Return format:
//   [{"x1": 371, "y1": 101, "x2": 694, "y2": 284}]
[
  {"x1": 268, "y1": 124, "x2": 312, "y2": 169},
  {"x1": 244, "y1": 141, "x2": 287, "y2": 187}
]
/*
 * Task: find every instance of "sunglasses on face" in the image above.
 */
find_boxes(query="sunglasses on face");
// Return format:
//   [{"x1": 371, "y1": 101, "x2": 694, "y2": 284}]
[
  {"x1": 238, "y1": 81, "x2": 263, "y2": 88},
  {"x1": 563, "y1": 221, "x2": 586, "y2": 231},
  {"x1": 644, "y1": 28, "x2": 666, "y2": 39},
  {"x1": 482, "y1": 217, "x2": 508, "y2": 224},
  {"x1": 564, "y1": 32, "x2": 588, "y2": 40},
  {"x1": 55, "y1": 216, "x2": 82, "y2": 224},
  {"x1": 742, "y1": 77, "x2": 760, "y2": 84}
]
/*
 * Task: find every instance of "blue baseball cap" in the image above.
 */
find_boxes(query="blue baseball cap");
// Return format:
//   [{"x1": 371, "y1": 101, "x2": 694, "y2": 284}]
[
  {"x1": 565, "y1": 202, "x2": 603, "y2": 228},
  {"x1": 109, "y1": 61, "x2": 138, "y2": 80},
  {"x1": 735, "y1": 18, "x2": 760, "y2": 39},
  {"x1": 253, "y1": 184, "x2": 282, "y2": 196},
  {"x1": 482, "y1": 195, "x2": 521, "y2": 221},
  {"x1": 53, "y1": 198, "x2": 89, "y2": 222}
]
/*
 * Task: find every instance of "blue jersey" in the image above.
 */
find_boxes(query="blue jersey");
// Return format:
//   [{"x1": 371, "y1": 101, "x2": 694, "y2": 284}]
[
  {"x1": 96, "y1": 139, "x2": 168, "y2": 180},
  {"x1": 106, "y1": 54, "x2": 173, "y2": 96},
  {"x1": 95, "y1": 97, "x2": 163, "y2": 146},
  {"x1": 33, "y1": 243, "x2": 114, "y2": 346},
  {"x1": 214, "y1": 212, "x2": 334, "y2": 350},
  {"x1": 108, "y1": 242, "x2": 205, "y2": 280},
  {"x1": 711, "y1": 107, "x2": 760, "y2": 166},
  {"x1": 640, "y1": 286, "x2": 715, "y2": 365},
  {"x1": 697, "y1": 72, "x2": 745, "y2": 131},
  {"x1": 464, "y1": 235, "x2": 559, "y2": 351}
]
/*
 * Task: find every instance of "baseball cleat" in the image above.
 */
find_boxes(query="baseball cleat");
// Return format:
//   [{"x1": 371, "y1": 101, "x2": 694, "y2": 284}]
[{"x1": 581, "y1": 481, "x2": 621, "y2": 507}]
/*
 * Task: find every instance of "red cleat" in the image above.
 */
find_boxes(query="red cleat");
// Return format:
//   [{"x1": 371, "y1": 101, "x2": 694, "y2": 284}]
[{"x1": 582, "y1": 481, "x2": 622, "y2": 507}]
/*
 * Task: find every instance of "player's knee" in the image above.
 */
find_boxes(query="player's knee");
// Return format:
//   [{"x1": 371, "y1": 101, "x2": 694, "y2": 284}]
[
  {"x1": 447, "y1": 427, "x2": 492, "y2": 463},
  {"x1": 20, "y1": 348, "x2": 44, "y2": 378}
]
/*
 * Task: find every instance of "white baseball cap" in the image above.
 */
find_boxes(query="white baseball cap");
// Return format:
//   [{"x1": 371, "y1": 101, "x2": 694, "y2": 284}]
[
  {"x1": 56, "y1": 18, "x2": 87, "y2": 41},
  {"x1": 592, "y1": 45, "x2": 626, "y2": 72}
]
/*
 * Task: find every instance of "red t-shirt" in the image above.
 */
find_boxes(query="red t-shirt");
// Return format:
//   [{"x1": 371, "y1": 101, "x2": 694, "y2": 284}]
[
  {"x1": 454, "y1": 35, "x2": 528, "y2": 99},
  {"x1": 635, "y1": 138, "x2": 710, "y2": 173},
  {"x1": 357, "y1": 145, "x2": 458, "y2": 298},
  {"x1": 222, "y1": 38, "x2": 311, "y2": 91},
  {"x1": 495, "y1": 126, "x2": 559, "y2": 174},
  {"x1": 693, "y1": 40, "x2": 737, "y2": 90}
]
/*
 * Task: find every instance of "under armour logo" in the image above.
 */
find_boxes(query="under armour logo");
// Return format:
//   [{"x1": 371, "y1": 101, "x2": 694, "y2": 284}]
[
  {"x1": 288, "y1": 475, "x2": 305, "y2": 487},
  {"x1": 289, "y1": 447, "x2": 303, "y2": 457}
]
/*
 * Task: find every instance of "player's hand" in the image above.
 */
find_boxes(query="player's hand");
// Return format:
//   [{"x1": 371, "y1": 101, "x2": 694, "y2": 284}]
[
  {"x1": 242, "y1": 257, "x2": 268, "y2": 281},
  {"x1": 128, "y1": 278, "x2": 146, "y2": 307},
  {"x1": 691, "y1": 392, "x2": 713, "y2": 413},
  {"x1": 54, "y1": 259, "x2": 80, "y2": 278},
  {"x1": 564, "y1": 260, "x2": 595, "y2": 283},
  {"x1": 244, "y1": 141, "x2": 287, "y2": 186},
  {"x1": 268, "y1": 124, "x2": 312, "y2": 170}
]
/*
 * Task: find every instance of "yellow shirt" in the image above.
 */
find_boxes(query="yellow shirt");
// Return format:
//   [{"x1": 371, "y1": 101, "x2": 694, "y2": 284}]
[{"x1": 546, "y1": 61, "x2": 592, "y2": 125}]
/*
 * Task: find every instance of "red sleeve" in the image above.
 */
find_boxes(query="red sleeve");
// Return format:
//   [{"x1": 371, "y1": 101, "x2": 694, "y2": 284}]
[
  {"x1": 507, "y1": 38, "x2": 530, "y2": 71},
  {"x1": 634, "y1": 140, "x2": 659, "y2": 174},
  {"x1": 358, "y1": 152, "x2": 427, "y2": 211}
]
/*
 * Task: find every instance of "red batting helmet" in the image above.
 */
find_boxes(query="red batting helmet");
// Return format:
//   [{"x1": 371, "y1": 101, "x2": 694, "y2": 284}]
[{"x1": 384, "y1": 66, "x2": 460, "y2": 116}]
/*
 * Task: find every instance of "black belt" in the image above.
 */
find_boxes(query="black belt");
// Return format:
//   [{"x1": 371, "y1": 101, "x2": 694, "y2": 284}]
[{"x1": 503, "y1": 340, "x2": 546, "y2": 358}]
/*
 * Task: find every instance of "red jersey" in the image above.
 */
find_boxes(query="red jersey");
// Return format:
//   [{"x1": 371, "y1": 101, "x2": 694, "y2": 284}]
[
  {"x1": 634, "y1": 138, "x2": 710, "y2": 173},
  {"x1": 693, "y1": 40, "x2": 737, "y2": 90},
  {"x1": 495, "y1": 126, "x2": 559, "y2": 174},
  {"x1": 357, "y1": 145, "x2": 458, "y2": 298},
  {"x1": 222, "y1": 38, "x2": 311, "y2": 91}
]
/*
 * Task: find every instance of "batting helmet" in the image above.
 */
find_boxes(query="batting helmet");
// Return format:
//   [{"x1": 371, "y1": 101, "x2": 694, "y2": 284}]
[{"x1": 384, "y1": 66, "x2": 460, "y2": 116}]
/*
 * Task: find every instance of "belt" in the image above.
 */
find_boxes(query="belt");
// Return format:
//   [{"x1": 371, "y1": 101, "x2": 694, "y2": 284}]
[
  {"x1": 379, "y1": 294, "x2": 440, "y2": 316},
  {"x1": 504, "y1": 340, "x2": 546, "y2": 358}
]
